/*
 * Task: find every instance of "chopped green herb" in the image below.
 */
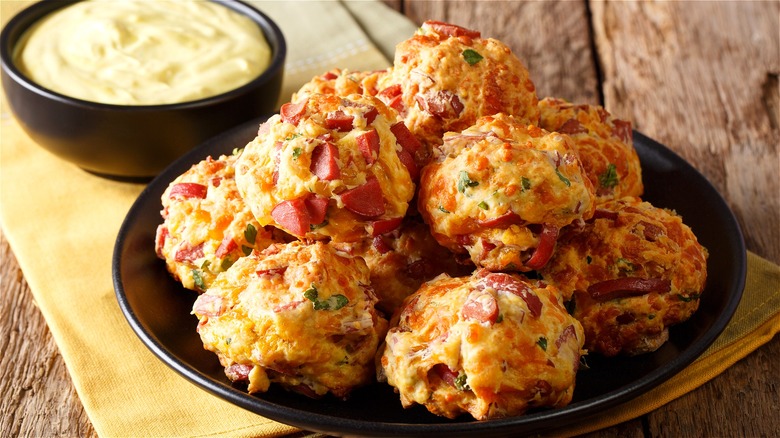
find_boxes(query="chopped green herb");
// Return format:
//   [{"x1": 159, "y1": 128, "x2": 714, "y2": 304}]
[
  {"x1": 537, "y1": 337, "x2": 548, "y2": 351},
  {"x1": 462, "y1": 49, "x2": 483, "y2": 65},
  {"x1": 244, "y1": 223, "x2": 257, "y2": 244},
  {"x1": 677, "y1": 293, "x2": 701, "y2": 303},
  {"x1": 648, "y1": 314, "x2": 656, "y2": 320},
  {"x1": 201, "y1": 260, "x2": 211, "y2": 270},
  {"x1": 304, "y1": 284, "x2": 349, "y2": 310},
  {"x1": 310, "y1": 220, "x2": 329, "y2": 231},
  {"x1": 220, "y1": 257, "x2": 235, "y2": 271},
  {"x1": 292, "y1": 147, "x2": 302, "y2": 159},
  {"x1": 454, "y1": 373, "x2": 470, "y2": 391},
  {"x1": 225, "y1": 337, "x2": 232, "y2": 345},
  {"x1": 586, "y1": 255, "x2": 593, "y2": 265},
  {"x1": 241, "y1": 245, "x2": 253, "y2": 256},
  {"x1": 556, "y1": 169, "x2": 571, "y2": 187},
  {"x1": 496, "y1": 314, "x2": 504, "y2": 324},
  {"x1": 521, "y1": 176, "x2": 532, "y2": 191},
  {"x1": 438, "y1": 205, "x2": 452, "y2": 214},
  {"x1": 192, "y1": 269, "x2": 206, "y2": 290},
  {"x1": 457, "y1": 171, "x2": 479, "y2": 193},
  {"x1": 599, "y1": 163, "x2": 619, "y2": 189},
  {"x1": 478, "y1": 201, "x2": 489, "y2": 210},
  {"x1": 615, "y1": 258, "x2": 635, "y2": 274}
]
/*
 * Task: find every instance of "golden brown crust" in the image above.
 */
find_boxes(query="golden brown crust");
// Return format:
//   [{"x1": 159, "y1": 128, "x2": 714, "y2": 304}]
[
  {"x1": 192, "y1": 241, "x2": 388, "y2": 398},
  {"x1": 540, "y1": 196, "x2": 708, "y2": 356},
  {"x1": 418, "y1": 114, "x2": 595, "y2": 271},
  {"x1": 538, "y1": 97, "x2": 643, "y2": 202},
  {"x1": 156, "y1": 154, "x2": 275, "y2": 292},
  {"x1": 378, "y1": 270, "x2": 585, "y2": 420}
]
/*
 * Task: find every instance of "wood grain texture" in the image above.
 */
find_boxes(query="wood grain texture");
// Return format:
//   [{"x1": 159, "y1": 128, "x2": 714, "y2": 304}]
[
  {"x1": 0, "y1": 230, "x2": 98, "y2": 438},
  {"x1": 591, "y1": 0, "x2": 780, "y2": 265}
]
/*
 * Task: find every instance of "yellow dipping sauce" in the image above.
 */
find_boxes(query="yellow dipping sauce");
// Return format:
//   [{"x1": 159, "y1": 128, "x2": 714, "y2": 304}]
[{"x1": 13, "y1": 0, "x2": 271, "y2": 105}]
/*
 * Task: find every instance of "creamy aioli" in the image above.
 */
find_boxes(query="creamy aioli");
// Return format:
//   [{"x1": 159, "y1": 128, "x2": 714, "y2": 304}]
[{"x1": 13, "y1": 0, "x2": 271, "y2": 105}]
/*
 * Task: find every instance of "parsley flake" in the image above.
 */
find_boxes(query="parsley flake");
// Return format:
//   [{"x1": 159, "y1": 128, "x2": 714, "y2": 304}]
[
  {"x1": 599, "y1": 163, "x2": 619, "y2": 189},
  {"x1": 521, "y1": 176, "x2": 532, "y2": 191},
  {"x1": 310, "y1": 220, "x2": 329, "y2": 231},
  {"x1": 457, "y1": 171, "x2": 479, "y2": 193},
  {"x1": 304, "y1": 284, "x2": 349, "y2": 310},
  {"x1": 220, "y1": 257, "x2": 235, "y2": 271},
  {"x1": 454, "y1": 373, "x2": 471, "y2": 391},
  {"x1": 241, "y1": 245, "x2": 253, "y2": 256},
  {"x1": 462, "y1": 49, "x2": 483, "y2": 65},
  {"x1": 192, "y1": 269, "x2": 206, "y2": 290},
  {"x1": 292, "y1": 147, "x2": 302, "y2": 159},
  {"x1": 677, "y1": 293, "x2": 701, "y2": 303},
  {"x1": 438, "y1": 205, "x2": 452, "y2": 214},
  {"x1": 244, "y1": 223, "x2": 257, "y2": 244},
  {"x1": 537, "y1": 336, "x2": 548, "y2": 351},
  {"x1": 556, "y1": 169, "x2": 571, "y2": 187},
  {"x1": 478, "y1": 201, "x2": 489, "y2": 210}
]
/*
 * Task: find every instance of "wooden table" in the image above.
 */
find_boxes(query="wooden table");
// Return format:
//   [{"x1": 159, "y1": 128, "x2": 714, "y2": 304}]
[{"x1": 2, "y1": 1, "x2": 778, "y2": 436}]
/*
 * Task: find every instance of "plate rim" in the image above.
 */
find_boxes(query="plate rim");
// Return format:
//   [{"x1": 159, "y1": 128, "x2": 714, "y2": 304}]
[{"x1": 112, "y1": 118, "x2": 747, "y2": 436}]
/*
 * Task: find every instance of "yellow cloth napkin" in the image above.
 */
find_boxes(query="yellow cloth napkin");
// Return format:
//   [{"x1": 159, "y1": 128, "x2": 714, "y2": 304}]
[{"x1": 1, "y1": 2, "x2": 779, "y2": 437}]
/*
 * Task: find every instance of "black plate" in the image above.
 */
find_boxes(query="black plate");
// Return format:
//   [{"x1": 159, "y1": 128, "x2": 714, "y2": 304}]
[{"x1": 113, "y1": 118, "x2": 746, "y2": 437}]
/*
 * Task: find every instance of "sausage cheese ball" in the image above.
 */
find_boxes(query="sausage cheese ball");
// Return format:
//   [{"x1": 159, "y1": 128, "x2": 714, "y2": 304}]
[
  {"x1": 418, "y1": 113, "x2": 596, "y2": 272},
  {"x1": 155, "y1": 154, "x2": 275, "y2": 292},
  {"x1": 333, "y1": 218, "x2": 472, "y2": 314},
  {"x1": 235, "y1": 93, "x2": 417, "y2": 242},
  {"x1": 540, "y1": 197, "x2": 708, "y2": 356},
  {"x1": 538, "y1": 98, "x2": 643, "y2": 202},
  {"x1": 378, "y1": 270, "x2": 585, "y2": 420},
  {"x1": 291, "y1": 68, "x2": 389, "y2": 103},
  {"x1": 376, "y1": 20, "x2": 540, "y2": 165},
  {"x1": 193, "y1": 241, "x2": 388, "y2": 398}
]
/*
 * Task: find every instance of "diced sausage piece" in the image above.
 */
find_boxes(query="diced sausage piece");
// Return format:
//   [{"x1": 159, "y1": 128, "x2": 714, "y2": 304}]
[
  {"x1": 462, "y1": 289, "x2": 499, "y2": 324},
  {"x1": 415, "y1": 91, "x2": 464, "y2": 119},
  {"x1": 340, "y1": 177, "x2": 385, "y2": 217},
  {"x1": 396, "y1": 148, "x2": 419, "y2": 181},
  {"x1": 592, "y1": 209, "x2": 619, "y2": 221},
  {"x1": 477, "y1": 271, "x2": 542, "y2": 318},
  {"x1": 322, "y1": 71, "x2": 338, "y2": 80},
  {"x1": 587, "y1": 277, "x2": 671, "y2": 302},
  {"x1": 390, "y1": 122, "x2": 422, "y2": 155},
  {"x1": 304, "y1": 194, "x2": 329, "y2": 226},
  {"x1": 370, "y1": 217, "x2": 403, "y2": 236},
  {"x1": 556, "y1": 324, "x2": 578, "y2": 349},
  {"x1": 271, "y1": 198, "x2": 311, "y2": 236},
  {"x1": 612, "y1": 119, "x2": 633, "y2": 144},
  {"x1": 372, "y1": 236, "x2": 392, "y2": 254},
  {"x1": 310, "y1": 142, "x2": 341, "y2": 181},
  {"x1": 363, "y1": 106, "x2": 379, "y2": 125},
  {"x1": 357, "y1": 129, "x2": 380, "y2": 165},
  {"x1": 225, "y1": 363, "x2": 253, "y2": 381},
  {"x1": 215, "y1": 235, "x2": 238, "y2": 258},
  {"x1": 558, "y1": 118, "x2": 588, "y2": 135},
  {"x1": 423, "y1": 20, "x2": 481, "y2": 39},
  {"x1": 377, "y1": 85, "x2": 404, "y2": 112},
  {"x1": 174, "y1": 242, "x2": 204, "y2": 262},
  {"x1": 525, "y1": 224, "x2": 559, "y2": 270},
  {"x1": 406, "y1": 259, "x2": 434, "y2": 280},
  {"x1": 155, "y1": 225, "x2": 168, "y2": 258},
  {"x1": 325, "y1": 110, "x2": 354, "y2": 132},
  {"x1": 280, "y1": 100, "x2": 307, "y2": 126},
  {"x1": 477, "y1": 211, "x2": 525, "y2": 228},
  {"x1": 257, "y1": 267, "x2": 287, "y2": 277},
  {"x1": 193, "y1": 294, "x2": 225, "y2": 317},
  {"x1": 637, "y1": 220, "x2": 665, "y2": 241},
  {"x1": 430, "y1": 363, "x2": 460, "y2": 388},
  {"x1": 169, "y1": 183, "x2": 208, "y2": 199}
]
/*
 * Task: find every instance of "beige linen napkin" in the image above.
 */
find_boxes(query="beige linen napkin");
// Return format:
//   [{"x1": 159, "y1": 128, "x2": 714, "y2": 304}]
[{"x1": 1, "y1": 1, "x2": 779, "y2": 437}]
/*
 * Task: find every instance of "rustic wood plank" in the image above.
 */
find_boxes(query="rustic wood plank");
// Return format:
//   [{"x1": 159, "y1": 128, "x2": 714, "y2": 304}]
[
  {"x1": 591, "y1": 0, "x2": 780, "y2": 264},
  {"x1": 0, "y1": 230, "x2": 97, "y2": 438},
  {"x1": 397, "y1": 0, "x2": 601, "y2": 103}
]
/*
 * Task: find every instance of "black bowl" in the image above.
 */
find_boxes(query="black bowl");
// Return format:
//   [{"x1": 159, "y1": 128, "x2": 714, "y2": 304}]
[
  {"x1": 113, "y1": 120, "x2": 746, "y2": 437},
  {"x1": 0, "y1": 0, "x2": 285, "y2": 179}
]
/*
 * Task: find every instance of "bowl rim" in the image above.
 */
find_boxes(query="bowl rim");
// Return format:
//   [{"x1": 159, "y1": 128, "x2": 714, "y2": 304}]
[{"x1": 0, "y1": 0, "x2": 287, "y2": 111}]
